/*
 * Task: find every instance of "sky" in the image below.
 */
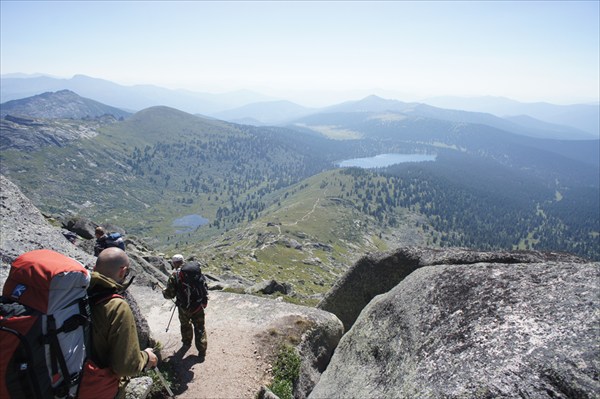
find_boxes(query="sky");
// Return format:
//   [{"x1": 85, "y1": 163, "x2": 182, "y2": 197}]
[{"x1": 1, "y1": 0, "x2": 599, "y2": 107}]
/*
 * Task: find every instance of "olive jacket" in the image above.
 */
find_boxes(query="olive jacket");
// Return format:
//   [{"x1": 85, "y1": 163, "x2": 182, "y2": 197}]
[{"x1": 88, "y1": 271, "x2": 149, "y2": 377}]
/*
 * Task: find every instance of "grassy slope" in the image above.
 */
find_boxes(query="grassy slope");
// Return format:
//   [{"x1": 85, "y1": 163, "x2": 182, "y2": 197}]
[{"x1": 181, "y1": 169, "x2": 430, "y2": 305}]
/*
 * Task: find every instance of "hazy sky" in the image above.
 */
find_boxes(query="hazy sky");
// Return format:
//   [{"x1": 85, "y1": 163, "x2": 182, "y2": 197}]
[{"x1": 1, "y1": 1, "x2": 599, "y2": 107}]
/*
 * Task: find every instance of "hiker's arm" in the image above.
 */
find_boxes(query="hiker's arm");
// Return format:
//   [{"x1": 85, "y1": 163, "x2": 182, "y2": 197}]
[
  {"x1": 106, "y1": 299, "x2": 150, "y2": 376},
  {"x1": 202, "y1": 279, "x2": 209, "y2": 308}
]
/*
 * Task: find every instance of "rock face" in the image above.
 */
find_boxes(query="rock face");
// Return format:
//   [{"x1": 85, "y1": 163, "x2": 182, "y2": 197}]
[
  {"x1": 247, "y1": 279, "x2": 293, "y2": 295},
  {"x1": 310, "y1": 260, "x2": 599, "y2": 399},
  {"x1": 0, "y1": 174, "x2": 95, "y2": 269},
  {"x1": 0, "y1": 115, "x2": 109, "y2": 152},
  {"x1": 318, "y1": 246, "x2": 588, "y2": 331}
]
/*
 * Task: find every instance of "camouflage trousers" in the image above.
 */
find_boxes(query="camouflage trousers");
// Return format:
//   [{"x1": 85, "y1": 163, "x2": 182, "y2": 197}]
[{"x1": 178, "y1": 306, "x2": 207, "y2": 354}]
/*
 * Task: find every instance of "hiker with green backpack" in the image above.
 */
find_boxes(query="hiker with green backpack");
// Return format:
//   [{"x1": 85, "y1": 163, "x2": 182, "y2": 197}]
[{"x1": 162, "y1": 254, "x2": 209, "y2": 360}]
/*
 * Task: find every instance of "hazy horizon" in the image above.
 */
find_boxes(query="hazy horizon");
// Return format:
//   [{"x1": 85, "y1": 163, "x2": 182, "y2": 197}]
[{"x1": 1, "y1": 1, "x2": 598, "y2": 107}]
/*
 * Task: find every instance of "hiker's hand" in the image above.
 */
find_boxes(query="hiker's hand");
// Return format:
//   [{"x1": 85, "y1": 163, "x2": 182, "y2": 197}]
[{"x1": 144, "y1": 348, "x2": 158, "y2": 370}]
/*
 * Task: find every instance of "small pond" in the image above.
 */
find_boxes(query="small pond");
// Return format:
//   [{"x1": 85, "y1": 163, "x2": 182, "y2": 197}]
[{"x1": 172, "y1": 214, "x2": 209, "y2": 234}]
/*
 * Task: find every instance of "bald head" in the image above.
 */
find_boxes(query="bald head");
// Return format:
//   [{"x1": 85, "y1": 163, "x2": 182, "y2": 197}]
[{"x1": 95, "y1": 247, "x2": 130, "y2": 283}]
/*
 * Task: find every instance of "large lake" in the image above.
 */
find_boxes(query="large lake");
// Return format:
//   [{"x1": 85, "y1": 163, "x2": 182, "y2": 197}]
[
  {"x1": 337, "y1": 153, "x2": 437, "y2": 168},
  {"x1": 172, "y1": 214, "x2": 209, "y2": 234}
]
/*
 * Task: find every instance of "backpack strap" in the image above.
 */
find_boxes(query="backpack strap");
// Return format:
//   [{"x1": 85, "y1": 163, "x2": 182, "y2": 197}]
[
  {"x1": 46, "y1": 315, "x2": 76, "y2": 398},
  {"x1": 0, "y1": 324, "x2": 44, "y2": 399}
]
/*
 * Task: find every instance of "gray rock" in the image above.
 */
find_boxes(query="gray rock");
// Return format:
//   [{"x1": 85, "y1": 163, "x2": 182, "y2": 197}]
[
  {"x1": 247, "y1": 279, "x2": 293, "y2": 295},
  {"x1": 257, "y1": 385, "x2": 280, "y2": 399},
  {"x1": 127, "y1": 251, "x2": 169, "y2": 287},
  {"x1": 0, "y1": 174, "x2": 95, "y2": 268},
  {"x1": 143, "y1": 254, "x2": 171, "y2": 275},
  {"x1": 318, "y1": 246, "x2": 587, "y2": 331},
  {"x1": 62, "y1": 215, "x2": 99, "y2": 239},
  {"x1": 309, "y1": 261, "x2": 600, "y2": 399},
  {"x1": 0, "y1": 116, "x2": 103, "y2": 152},
  {"x1": 287, "y1": 239, "x2": 302, "y2": 250},
  {"x1": 124, "y1": 376, "x2": 153, "y2": 399},
  {"x1": 296, "y1": 313, "x2": 344, "y2": 399}
]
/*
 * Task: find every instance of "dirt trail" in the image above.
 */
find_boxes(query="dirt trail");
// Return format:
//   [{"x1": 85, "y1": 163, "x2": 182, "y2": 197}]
[{"x1": 130, "y1": 286, "x2": 272, "y2": 399}]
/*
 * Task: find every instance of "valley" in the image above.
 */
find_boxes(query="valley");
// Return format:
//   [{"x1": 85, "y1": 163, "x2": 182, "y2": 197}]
[{"x1": 1, "y1": 89, "x2": 598, "y2": 305}]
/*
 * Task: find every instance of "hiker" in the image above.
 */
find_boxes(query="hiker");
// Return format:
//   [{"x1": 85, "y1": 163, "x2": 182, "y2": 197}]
[
  {"x1": 163, "y1": 254, "x2": 209, "y2": 358},
  {"x1": 89, "y1": 247, "x2": 158, "y2": 396},
  {"x1": 95, "y1": 226, "x2": 126, "y2": 255},
  {"x1": 94, "y1": 226, "x2": 108, "y2": 256}
]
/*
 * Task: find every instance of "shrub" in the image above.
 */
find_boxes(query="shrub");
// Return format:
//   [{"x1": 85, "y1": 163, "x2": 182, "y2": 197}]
[{"x1": 268, "y1": 344, "x2": 301, "y2": 399}]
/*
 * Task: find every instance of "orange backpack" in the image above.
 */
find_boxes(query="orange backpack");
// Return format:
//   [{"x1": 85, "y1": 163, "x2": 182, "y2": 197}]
[{"x1": 1, "y1": 249, "x2": 91, "y2": 398}]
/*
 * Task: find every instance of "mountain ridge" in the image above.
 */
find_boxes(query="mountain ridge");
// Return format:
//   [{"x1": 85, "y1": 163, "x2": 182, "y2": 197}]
[
  {"x1": 0, "y1": 74, "x2": 275, "y2": 114},
  {"x1": 2, "y1": 74, "x2": 597, "y2": 137},
  {"x1": 424, "y1": 95, "x2": 600, "y2": 136},
  {"x1": 301, "y1": 95, "x2": 595, "y2": 140},
  {"x1": 0, "y1": 89, "x2": 130, "y2": 119}
]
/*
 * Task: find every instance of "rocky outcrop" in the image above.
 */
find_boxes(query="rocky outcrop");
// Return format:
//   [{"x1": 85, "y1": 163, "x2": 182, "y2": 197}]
[
  {"x1": 310, "y1": 260, "x2": 599, "y2": 398},
  {"x1": 0, "y1": 174, "x2": 95, "y2": 269},
  {"x1": 0, "y1": 90, "x2": 130, "y2": 120},
  {"x1": 56, "y1": 214, "x2": 125, "y2": 240},
  {"x1": 247, "y1": 279, "x2": 293, "y2": 295},
  {"x1": 318, "y1": 246, "x2": 588, "y2": 331},
  {"x1": 0, "y1": 116, "x2": 107, "y2": 151}
]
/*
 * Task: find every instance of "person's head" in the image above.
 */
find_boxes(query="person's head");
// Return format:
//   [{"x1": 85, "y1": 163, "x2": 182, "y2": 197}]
[
  {"x1": 95, "y1": 247, "x2": 130, "y2": 284},
  {"x1": 95, "y1": 226, "x2": 105, "y2": 238},
  {"x1": 171, "y1": 254, "x2": 184, "y2": 269}
]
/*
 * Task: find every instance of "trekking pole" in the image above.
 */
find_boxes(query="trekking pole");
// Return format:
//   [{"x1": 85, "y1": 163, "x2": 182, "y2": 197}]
[
  {"x1": 153, "y1": 368, "x2": 174, "y2": 398},
  {"x1": 165, "y1": 305, "x2": 176, "y2": 332}
]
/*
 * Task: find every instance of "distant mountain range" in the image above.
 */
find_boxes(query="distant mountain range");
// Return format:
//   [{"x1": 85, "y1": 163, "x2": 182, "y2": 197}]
[
  {"x1": 0, "y1": 74, "x2": 275, "y2": 114},
  {"x1": 424, "y1": 95, "x2": 600, "y2": 136},
  {"x1": 1, "y1": 74, "x2": 598, "y2": 138},
  {"x1": 314, "y1": 95, "x2": 597, "y2": 139},
  {"x1": 210, "y1": 100, "x2": 315, "y2": 125}
]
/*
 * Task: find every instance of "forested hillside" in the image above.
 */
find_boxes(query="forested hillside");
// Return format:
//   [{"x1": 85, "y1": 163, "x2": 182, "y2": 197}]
[
  {"x1": 176, "y1": 146, "x2": 598, "y2": 305},
  {"x1": 1, "y1": 96, "x2": 598, "y2": 274}
]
